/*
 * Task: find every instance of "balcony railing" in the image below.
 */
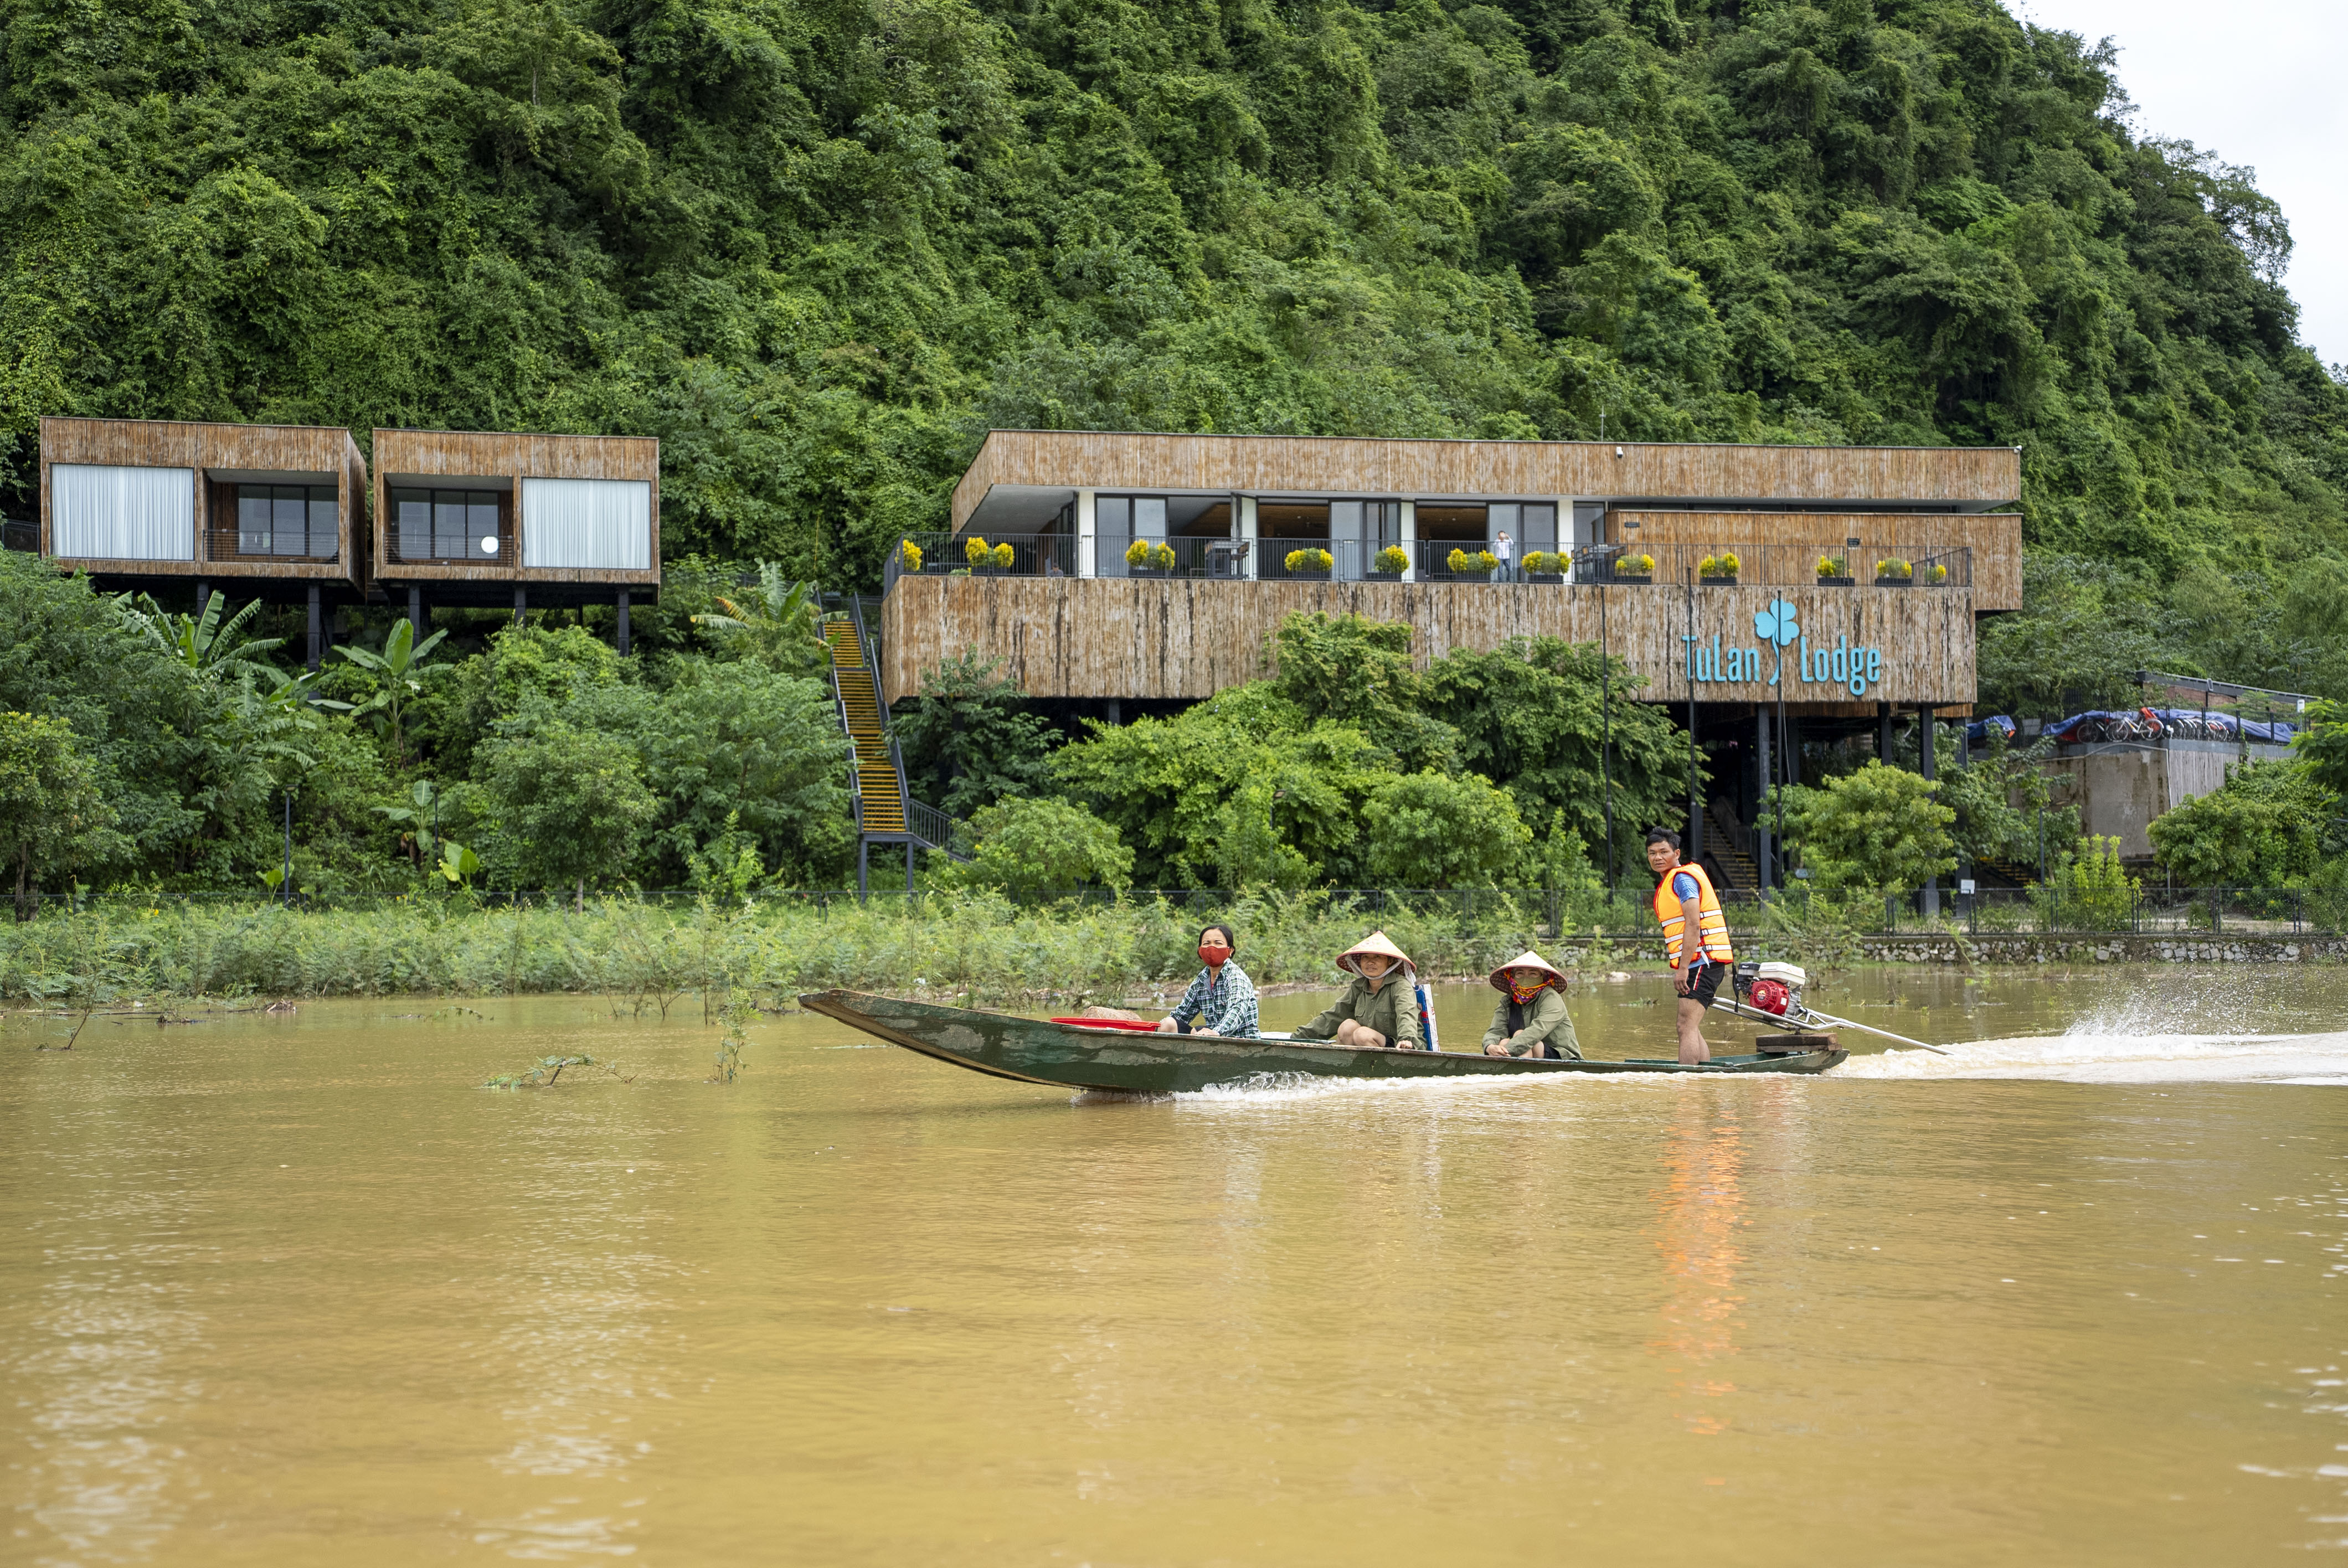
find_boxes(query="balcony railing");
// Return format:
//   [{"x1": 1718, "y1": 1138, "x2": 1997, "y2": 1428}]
[
  {"x1": 880, "y1": 533, "x2": 1974, "y2": 590},
  {"x1": 385, "y1": 530, "x2": 517, "y2": 569},
  {"x1": 1574, "y1": 543, "x2": 1971, "y2": 587},
  {"x1": 204, "y1": 527, "x2": 339, "y2": 565}
]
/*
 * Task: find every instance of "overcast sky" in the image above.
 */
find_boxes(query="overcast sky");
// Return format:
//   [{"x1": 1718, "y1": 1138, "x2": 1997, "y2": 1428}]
[{"x1": 2011, "y1": 0, "x2": 2346, "y2": 370}]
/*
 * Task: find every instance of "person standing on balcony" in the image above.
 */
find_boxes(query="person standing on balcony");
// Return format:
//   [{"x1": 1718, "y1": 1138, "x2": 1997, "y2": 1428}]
[
  {"x1": 1155, "y1": 923, "x2": 1258, "y2": 1038},
  {"x1": 1646, "y1": 829, "x2": 1731, "y2": 1064},
  {"x1": 1494, "y1": 529, "x2": 1515, "y2": 582}
]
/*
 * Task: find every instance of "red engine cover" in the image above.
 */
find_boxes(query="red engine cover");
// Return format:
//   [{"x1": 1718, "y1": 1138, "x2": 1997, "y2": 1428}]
[{"x1": 1749, "y1": 978, "x2": 1791, "y2": 1015}]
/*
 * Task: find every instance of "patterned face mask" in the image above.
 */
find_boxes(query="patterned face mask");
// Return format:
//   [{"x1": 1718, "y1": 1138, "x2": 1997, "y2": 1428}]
[{"x1": 1507, "y1": 974, "x2": 1550, "y2": 1005}]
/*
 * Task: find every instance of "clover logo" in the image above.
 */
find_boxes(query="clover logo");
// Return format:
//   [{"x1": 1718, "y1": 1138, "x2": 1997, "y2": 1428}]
[{"x1": 1753, "y1": 599, "x2": 1800, "y2": 648}]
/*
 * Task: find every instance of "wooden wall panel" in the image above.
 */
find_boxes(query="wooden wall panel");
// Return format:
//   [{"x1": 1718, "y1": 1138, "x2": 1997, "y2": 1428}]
[
  {"x1": 952, "y1": 430, "x2": 2022, "y2": 530},
  {"x1": 39, "y1": 416, "x2": 365, "y2": 585},
  {"x1": 370, "y1": 429, "x2": 661, "y2": 586},
  {"x1": 882, "y1": 577, "x2": 1979, "y2": 710},
  {"x1": 1609, "y1": 510, "x2": 2024, "y2": 609}
]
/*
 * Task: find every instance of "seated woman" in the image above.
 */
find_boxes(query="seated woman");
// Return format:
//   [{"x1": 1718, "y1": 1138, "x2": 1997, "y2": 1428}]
[
  {"x1": 1482, "y1": 950, "x2": 1582, "y2": 1060},
  {"x1": 1293, "y1": 931, "x2": 1427, "y2": 1051},
  {"x1": 1154, "y1": 922, "x2": 1258, "y2": 1038}
]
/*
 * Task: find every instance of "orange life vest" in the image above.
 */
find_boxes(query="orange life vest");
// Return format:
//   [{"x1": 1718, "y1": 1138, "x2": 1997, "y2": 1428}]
[{"x1": 1653, "y1": 860, "x2": 1733, "y2": 967}]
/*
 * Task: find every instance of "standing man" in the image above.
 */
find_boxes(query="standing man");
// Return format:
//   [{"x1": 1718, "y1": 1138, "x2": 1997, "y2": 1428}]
[
  {"x1": 1645, "y1": 828, "x2": 1731, "y2": 1065},
  {"x1": 1494, "y1": 528, "x2": 1516, "y2": 582}
]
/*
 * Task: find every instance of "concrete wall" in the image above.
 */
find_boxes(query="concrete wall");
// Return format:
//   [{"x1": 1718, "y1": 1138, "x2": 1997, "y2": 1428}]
[{"x1": 2038, "y1": 741, "x2": 2298, "y2": 859}]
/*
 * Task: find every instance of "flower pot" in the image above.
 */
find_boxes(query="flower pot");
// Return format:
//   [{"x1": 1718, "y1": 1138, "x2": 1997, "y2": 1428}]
[
  {"x1": 1127, "y1": 566, "x2": 1170, "y2": 579},
  {"x1": 1610, "y1": 571, "x2": 1652, "y2": 585},
  {"x1": 1525, "y1": 572, "x2": 1564, "y2": 585},
  {"x1": 1815, "y1": 575, "x2": 1854, "y2": 587},
  {"x1": 1284, "y1": 568, "x2": 1331, "y2": 581},
  {"x1": 1364, "y1": 570, "x2": 1403, "y2": 582},
  {"x1": 1874, "y1": 575, "x2": 1912, "y2": 587},
  {"x1": 1700, "y1": 575, "x2": 1738, "y2": 587},
  {"x1": 1451, "y1": 568, "x2": 1492, "y2": 583}
]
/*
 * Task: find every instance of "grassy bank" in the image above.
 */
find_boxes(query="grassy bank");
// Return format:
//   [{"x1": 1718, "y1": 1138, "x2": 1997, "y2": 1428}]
[{"x1": 0, "y1": 893, "x2": 1585, "y2": 1009}]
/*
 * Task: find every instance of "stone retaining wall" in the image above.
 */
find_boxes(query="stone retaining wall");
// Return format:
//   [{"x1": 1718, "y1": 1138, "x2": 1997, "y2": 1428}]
[{"x1": 1850, "y1": 934, "x2": 2347, "y2": 963}]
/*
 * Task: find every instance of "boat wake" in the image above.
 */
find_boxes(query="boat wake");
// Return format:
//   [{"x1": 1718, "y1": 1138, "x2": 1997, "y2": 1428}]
[{"x1": 1836, "y1": 1028, "x2": 2348, "y2": 1085}]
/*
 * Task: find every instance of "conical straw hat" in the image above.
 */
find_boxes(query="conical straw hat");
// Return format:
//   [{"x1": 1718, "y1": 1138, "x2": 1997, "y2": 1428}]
[
  {"x1": 1336, "y1": 930, "x2": 1413, "y2": 976},
  {"x1": 1487, "y1": 949, "x2": 1566, "y2": 992}
]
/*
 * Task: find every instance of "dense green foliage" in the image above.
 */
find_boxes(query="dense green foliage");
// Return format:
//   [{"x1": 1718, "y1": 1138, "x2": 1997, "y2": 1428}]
[
  {"x1": 2146, "y1": 760, "x2": 2337, "y2": 888},
  {"x1": 4, "y1": 0, "x2": 2340, "y2": 649},
  {"x1": 1777, "y1": 759, "x2": 1954, "y2": 893},
  {"x1": 1044, "y1": 611, "x2": 1676, "y2": 889},
  {"x1": 0, "y1": 549, "x2": 851, "y2": 898}
]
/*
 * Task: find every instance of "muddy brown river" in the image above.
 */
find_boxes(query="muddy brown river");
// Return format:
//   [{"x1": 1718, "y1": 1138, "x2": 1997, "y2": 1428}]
[{"x1": 4, "y1": 967, "x2": 2345, "y2": 1564}]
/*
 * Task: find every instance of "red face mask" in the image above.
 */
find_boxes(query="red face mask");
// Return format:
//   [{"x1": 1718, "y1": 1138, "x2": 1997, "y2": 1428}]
[{"x1": 1198, "y1": 942, "x2": 1230, "y2": 969}]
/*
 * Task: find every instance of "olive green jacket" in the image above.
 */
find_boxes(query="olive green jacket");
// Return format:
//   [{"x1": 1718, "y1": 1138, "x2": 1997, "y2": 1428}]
[
  {"x1": 1294, "y1": 967, "x2": 1427, "y2": 1049},
  {"x1": 1482, "y1": 987, "x2": 1582, "y2": 1059}
]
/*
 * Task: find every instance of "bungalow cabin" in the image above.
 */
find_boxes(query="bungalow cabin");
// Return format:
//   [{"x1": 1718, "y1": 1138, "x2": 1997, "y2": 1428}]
[
  {"x1": 38, "y1": 416, "x2": 370, "y2": 666},
  {"x1": 370, "y1": 430, "x2": 660, "y2": 649},
  {"x1": 887, "y1": 429, "x2": 2029, "y2": 899}
]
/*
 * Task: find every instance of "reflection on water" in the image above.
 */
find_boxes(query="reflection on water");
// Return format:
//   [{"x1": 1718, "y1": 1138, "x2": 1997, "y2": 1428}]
[
  {"x1": 2, "y1": 966, "x2": 2345, "y2": 1564},
  {"x1": 1650, "y1": 1096, "x2": 1743, "y2": 1436}
]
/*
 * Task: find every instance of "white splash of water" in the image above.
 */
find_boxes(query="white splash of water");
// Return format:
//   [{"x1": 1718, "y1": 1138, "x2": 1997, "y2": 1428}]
[{"x1": 1836, "y1": 1029, "x2": 2348, "y2": 1085}]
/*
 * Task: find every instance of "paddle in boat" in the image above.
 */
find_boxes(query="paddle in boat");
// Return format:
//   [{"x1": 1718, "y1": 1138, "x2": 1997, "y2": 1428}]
[{"x1": 796, "y1": 986, "x2": 1851, "y2": 1095}]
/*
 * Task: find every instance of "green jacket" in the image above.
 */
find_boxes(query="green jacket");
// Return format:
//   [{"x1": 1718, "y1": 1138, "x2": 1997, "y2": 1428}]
[
  {"x1": 1482, "y1": 987, "x2": 1581, "y2": 1059},
  {"x1": 1294, "y1": 968, "x2": 1427, "y2": 1049}
]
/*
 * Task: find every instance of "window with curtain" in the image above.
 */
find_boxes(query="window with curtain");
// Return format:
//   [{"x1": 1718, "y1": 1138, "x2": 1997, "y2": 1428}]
[
  {"x1": 232, "y1": 485, "x2": 337, "y2": 557},
  {"x1": 52, "y1": 464, "x2": 195, "y2": 561},
  {"x1": 389, "y1": 488, "x2": 504, "y2": 561},
  {"x1": 522, "y1": 478, "x2": 651, "y2": 569}
]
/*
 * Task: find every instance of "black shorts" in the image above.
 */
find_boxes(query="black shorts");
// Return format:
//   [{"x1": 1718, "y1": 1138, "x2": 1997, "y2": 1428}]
[{"x1": 1678, "y1": 960, "x2": 1723, "y2": 1008}]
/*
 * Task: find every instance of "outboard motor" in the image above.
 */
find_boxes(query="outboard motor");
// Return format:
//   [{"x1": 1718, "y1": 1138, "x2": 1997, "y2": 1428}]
[{"x1": 1749, "y1": 961, "x2": 1808, "y2": 1019}]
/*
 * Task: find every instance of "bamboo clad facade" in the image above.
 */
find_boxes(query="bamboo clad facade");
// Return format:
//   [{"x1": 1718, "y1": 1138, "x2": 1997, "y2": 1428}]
[
  {"x1": 881, "y1": 576, "x2": 1978, "y2": 712},
  {"x1": 952, "y1": 430, "x2": 2021, "y2": 530},
  {"x1": 38, "y1": 416, "x2": 368, "y2": 591},
  {"x1": 1608, "y1": 510, "x2": 2023, "y2": 609},
  {"x1": 370, "y1": 429, "x2": 661, "y2": 600}
]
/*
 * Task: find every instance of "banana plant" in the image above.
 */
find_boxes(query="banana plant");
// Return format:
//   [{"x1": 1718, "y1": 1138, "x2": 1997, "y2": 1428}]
[
  {"x1": 127, "y1": 592, "x2": 285, "y2": 691},
  {"x1": 691, "y1": 561, "x2": 828, "y2": 674},
  {"x1": 335, "y1": 620, "x2": 450, "y2": 770}
]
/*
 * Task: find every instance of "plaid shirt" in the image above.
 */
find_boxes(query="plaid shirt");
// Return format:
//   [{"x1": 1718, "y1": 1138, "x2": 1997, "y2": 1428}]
[{"x1": 1172, "y1": 960, "x2": 1258, "y2": 1037}]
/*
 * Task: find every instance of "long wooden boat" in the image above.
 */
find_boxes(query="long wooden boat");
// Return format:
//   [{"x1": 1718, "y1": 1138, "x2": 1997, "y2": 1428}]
[{"x1": 797, "y1": 989, "x2": 1847, "y2": 1094}]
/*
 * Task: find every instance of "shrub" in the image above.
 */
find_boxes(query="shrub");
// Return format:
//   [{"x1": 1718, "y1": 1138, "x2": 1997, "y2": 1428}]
[
  {"x1": 991, "y1": 541, "x2": 1015, "y2": 568},
  {"x1": 1876, "y1": 557, "x2": 1913, "y2": 579},
  {"x1": 1125, "y1": 539, "x2": 1173, "y2": 570},
  {"x1": 2036, "y1": 835, "x2": 2139, "y2": 930},
  {"x1": 1616, "y1": 551, "x2": 1654, "y2": 574},
  {"x1": 1923, "y1": 561, "x2": 1947, "y2": 584},
  {"x1": 1522, "y1": 550, "x2": 1558, "y2": 574},
  {"x1": 2147, "y1": 760, "x2": 2333, "y2": 885},
  {"x1": 1778, "y1": 761, "x2": 1955, "y2": 893},
  {"x1": 1363, "y1": 771, "x2": 1532, "y2": 889},
  {"x1": 1816, "y1": 555, "x2": 1846, "y2": 577},
  {"x1": 1716, "y1": 551, "x2": 1740, "y2": 575},
  {"x1": 1284, "y1": 547, "x2": 1334, "y2": 572},
  {"x1": 1375, "y1": 545, "x2": 1409, "y2": 574},
  {"x1": 1446, "y1": 547, "x2": 1499, "y2": 574},
  {"x1": 897, "y1": 539, "x2": 923, "y2": 572},
  {"x1": 939, "y1": 797, "x2": 1134, "y2": 897},
  {"x1": 966, "y1": 535, "x2": 995, "y2": 566}
]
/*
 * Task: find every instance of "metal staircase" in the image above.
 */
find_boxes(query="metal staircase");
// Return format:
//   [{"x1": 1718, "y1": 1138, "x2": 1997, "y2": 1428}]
[
  {"x1": 822, "y1": 597, "x2": 967, "y2": 894},
  {"x1": 1705, "y1": 800, "x2": 1763, "y2": 892}
]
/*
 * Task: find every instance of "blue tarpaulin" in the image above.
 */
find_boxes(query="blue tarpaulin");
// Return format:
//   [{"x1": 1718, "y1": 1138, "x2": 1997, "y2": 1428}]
[{"x1": 2042, "y1": 708, "x2": 2298, "y2": 745}]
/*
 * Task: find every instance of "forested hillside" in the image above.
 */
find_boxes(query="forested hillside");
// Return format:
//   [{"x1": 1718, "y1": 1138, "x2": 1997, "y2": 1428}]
[
  {"x1": 4, "y1": 0, "x2": 2344, "y2": 688},
  {"x1": 7, "y1": 0, "x2": 2348, "y2": 901}
]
